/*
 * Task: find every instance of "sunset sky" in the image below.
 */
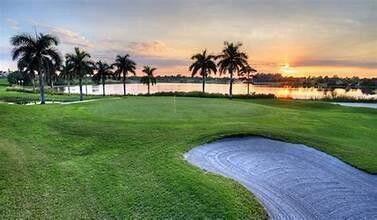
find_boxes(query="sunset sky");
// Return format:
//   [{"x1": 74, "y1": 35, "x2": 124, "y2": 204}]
[{"x1": 1, "y1": 0, "x2": 376, "y2": 77}]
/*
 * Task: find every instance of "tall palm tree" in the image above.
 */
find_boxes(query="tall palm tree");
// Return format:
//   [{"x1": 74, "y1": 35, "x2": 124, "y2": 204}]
[
  {"x1": 112, "y1": 55, "x2": 136, "y2": 96},
  {"x1": 239, "y1": 64, "x2": 257, "y2": 95},
  {"x1": 189, "y1": 50, "x2": 217, "y2": 93},
  {"x1": 141, "y1": 66, "x2": 157, "y2": 95},
  {"x1": 59, "y1": 60, "x2": 74, "y2": 95},
  {"x1": 11, "y1": 33, "x2": 62, "y2": 104},
  {"x1": 65, "y1": 47, "x2": 94, "y2": 101},
  {"x1": 217, "y1": 42, "x2": 248, "y2": 99},
  {"x1": 95, "y1": 61, "x2": 112, "y2": 96}
]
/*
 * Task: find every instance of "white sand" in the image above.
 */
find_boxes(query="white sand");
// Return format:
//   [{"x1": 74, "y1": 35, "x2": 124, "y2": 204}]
[{"x1": 185, "y1": 137, "x2": 377, "y2": 220}]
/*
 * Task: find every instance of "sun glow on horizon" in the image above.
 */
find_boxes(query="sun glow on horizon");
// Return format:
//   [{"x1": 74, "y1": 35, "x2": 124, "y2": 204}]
[{"x1": 280, "y1": 64, "x2": 297, "y2": 75}]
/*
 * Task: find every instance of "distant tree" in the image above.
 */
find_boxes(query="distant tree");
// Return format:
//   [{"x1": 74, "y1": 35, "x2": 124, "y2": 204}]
[
  {"x1": 239, "y1": 64, "x2": 257, "y2": 95},
  {"x1": 95, "y1": 61, "x2": 112, "y2": 96},
  {"x1": 189, "y1": 50, "x2": 217, "y2": 93},
  {"x1": 45, "y1": 60, "x2": 59, "y2": 88},
  {"x1": 65, "y1": 47, "x2": 94, "y2": 101},
  {"x1": 141, "y1": 66, "x2": 157, "y2": 95},
  {"x1": 217, "y1": 42, "x2": 248, "y2": 99},
  {"x1": 7, "y1": 71, "x2": 30, "y2": 86},
  {"x1": 112, "y1": 55, "x2": 136, "y2": 96},
  {"x1": 59, "y1": 60, "x2": 74, "y2": 95},
  {"x1": 16, "y1": 51, "x2": 38, "y2": 91},
  {"x1": 11, "y1": 33, "x2": 62, "y2": 104}
]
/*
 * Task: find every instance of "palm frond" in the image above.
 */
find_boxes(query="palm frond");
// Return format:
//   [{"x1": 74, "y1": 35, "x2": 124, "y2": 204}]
[{"x1": 10, "y1": 33, "x2": 35, "y2": 47}]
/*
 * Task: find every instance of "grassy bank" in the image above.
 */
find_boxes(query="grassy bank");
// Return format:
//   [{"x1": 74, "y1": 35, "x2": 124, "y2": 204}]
[
  {"x1": 0, "y1": 79, "x2": 100, "y2": 104},
  {"x1": 0, "y1": 88, "x2": 376, "y2": 218}
]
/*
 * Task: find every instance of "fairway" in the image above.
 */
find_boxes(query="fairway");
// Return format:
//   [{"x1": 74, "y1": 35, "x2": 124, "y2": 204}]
[{"x1": 1, "y1": 96, "x2": 376, "y2": 219}]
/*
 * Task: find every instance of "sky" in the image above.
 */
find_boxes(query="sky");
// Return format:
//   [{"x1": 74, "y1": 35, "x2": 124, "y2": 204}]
[{"x1": 0, "y1": 0, "x2": 376, "y2": 77}]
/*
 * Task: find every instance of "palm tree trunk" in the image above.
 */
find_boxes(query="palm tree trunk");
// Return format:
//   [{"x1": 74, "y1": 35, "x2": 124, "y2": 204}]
[
  {"x1": 123, "y1": 73, "x2": 126, "y2": 96},
  {"x1": 148, "y1": 83, "x2": 150, "y2": 95},
  {"x1": 202, "y1": 74, "x2": 205, "y2": 93},
  {"x1": 67, "y1": 80, "x2": 71, "y2": 95},
  {"x1": 79, "y1": 78, "x2": 83, "y2": 101},
  {"x1": 229, "y1": 71, "x2": 233, "y2": 99},
  {"x1": 32, "y1": 79, "x2": 36, "y2": 92},
  {"x1": 247, "y1": 72, "x2": 250, "y2": 95},
  {"x1": 102, "y1": 78, "x2": 105, "y2": 96},
  {"x1": 38, "y1": 68, "x2": 46, "y2": 104}
]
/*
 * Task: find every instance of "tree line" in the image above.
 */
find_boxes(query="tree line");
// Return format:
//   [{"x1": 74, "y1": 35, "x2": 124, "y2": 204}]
[
  {"x1": 10, "y1": 32, "x2": 377, "y2": 104},
  {"x1": 251, "y1": 73, "x2": 377, "y2": 89},
  {"x1": 11, "y1": 33, "x2": 158, "y2": 104},
  {"x1": 11, "y1": 32, "x2": 257, "y2": 104}
]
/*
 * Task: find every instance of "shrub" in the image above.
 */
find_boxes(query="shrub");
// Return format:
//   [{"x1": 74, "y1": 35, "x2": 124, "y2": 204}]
[
  {"x1": 7, "y1": 71, "x2": 32, "y2": 85},
  {"x1": 142, "y1": 91, "x2": 276, "y2": 99}
]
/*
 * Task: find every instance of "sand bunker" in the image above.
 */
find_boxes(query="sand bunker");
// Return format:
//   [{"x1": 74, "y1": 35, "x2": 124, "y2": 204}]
[{"x1": 185, "y1": 137, "x2": 377, "y2": 219}]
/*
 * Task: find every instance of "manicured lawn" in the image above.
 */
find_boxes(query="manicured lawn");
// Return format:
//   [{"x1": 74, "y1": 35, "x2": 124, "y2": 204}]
[
  {"x1": 0, "y1": 79, "x2": 99, "y2": 104},
  {"x1": 0, "y1": 90, "x2": 376, "y2": 218}
]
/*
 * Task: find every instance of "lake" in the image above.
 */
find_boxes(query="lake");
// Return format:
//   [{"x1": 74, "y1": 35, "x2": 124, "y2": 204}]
[{"x1": 57, "y1": 83, "x2": 377, "y2": 100}]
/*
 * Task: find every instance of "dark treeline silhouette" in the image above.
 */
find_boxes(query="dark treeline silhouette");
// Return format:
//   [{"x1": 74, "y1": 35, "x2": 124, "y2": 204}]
[
  {"x1": 252, "y1": 73, "x2": 377, "y2": 89},
  {"x1": 10, "y1": 71, "x2": 377, "y2": 89}
]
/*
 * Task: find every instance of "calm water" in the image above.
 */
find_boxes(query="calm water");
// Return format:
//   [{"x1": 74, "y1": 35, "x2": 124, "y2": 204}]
[{"x1": 58, "y1": 83, "x2": 377, "y2": 100}]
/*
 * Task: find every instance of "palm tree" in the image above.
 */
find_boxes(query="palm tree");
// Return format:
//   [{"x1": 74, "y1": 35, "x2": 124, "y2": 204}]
[
  {"x1": 65, "y1": 47, "x2": 94, "y2": 101},
  {"x1": 217, "y1": 42, "x2": 248, "y2": 99},
  {"x1": 141, "y1": 66, "x2": 157, "y2": 95},
  {"x1": 189, "y1": 50, "x2": 217, "y2": 93},
  {"x1": 59, "y1": 60, "x2": 74, "y2": 95},
  {"x1": 239, "y1": 64, "x2": 257, "y2": 95},
  {"x1": 112, "y1": 55, "x2": 136, "y2": 96},
  {"x1": 95, "y1": 61, "x2": 112, "y2": 96},
  {"x1": 11, "y1": 33, "x2": 62, "y2": 104}
]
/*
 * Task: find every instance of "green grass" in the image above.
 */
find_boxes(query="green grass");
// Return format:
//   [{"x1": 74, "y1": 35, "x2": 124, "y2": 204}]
[
  {"x1": 0, "y1": 81, "x2": 100, "y2": 104},
  {"x1": 0, "y1": 88, "x2": 376, "y2": 218},
  {"x1": 0, "y1": 78, "x2": 8, "y2": 86}
]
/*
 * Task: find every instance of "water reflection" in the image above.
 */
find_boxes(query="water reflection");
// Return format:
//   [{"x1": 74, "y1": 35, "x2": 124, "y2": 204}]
[{"x1": 56, "y1": 83, "x2": 377, "y2": 100}]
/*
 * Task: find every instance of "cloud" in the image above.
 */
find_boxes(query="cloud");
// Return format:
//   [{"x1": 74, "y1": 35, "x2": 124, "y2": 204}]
[
  {"x1": 128, "y1": 41, "x2": 168, "y2": 56},
  {"x1": 91, "y1": 48, "x2": 189, "y2": 68},
  {"x1": 6, "y1": 18, "x2": 19, "y2": 30},
  {"x1": 126, "y1": 41, "x2": 190, "y2": 67},
  {"x1": 92, "y1": 39, "x2": 173, "y2": 56},
  {"x1": 292, "y1": 59, "x2": 377, "y2": 69},
  {"x1": 133, "y1": 55, "x2": 189, "y2": 67},
  {"x1": 90, "y1": 39, "x2": 189, "y2": 68},
  {"x1": 31, "y1": 22, "x2": 93, "y2": 48},
  {"x1": 48, "y1": 27, "x2": 93, "y2": 48}
]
